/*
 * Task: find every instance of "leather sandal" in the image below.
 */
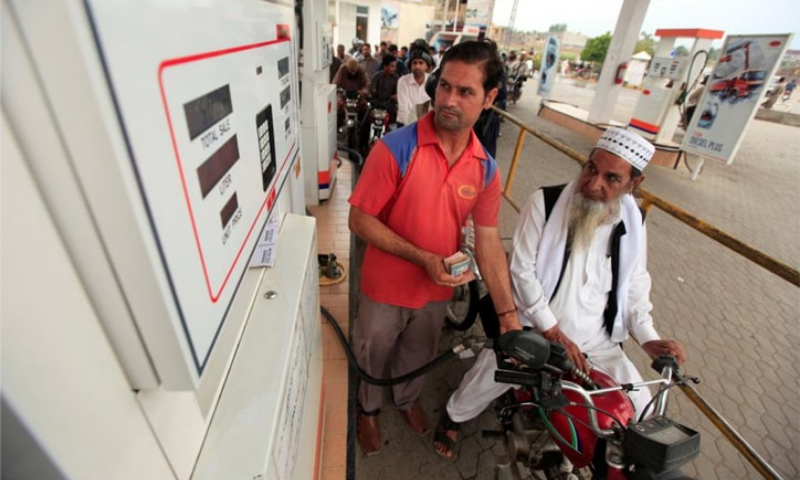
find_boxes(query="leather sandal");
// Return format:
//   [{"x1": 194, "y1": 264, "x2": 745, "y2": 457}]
[
  {"x1": 399, "y1": 401, "x2": 431, "y2": 436},
  {"x1": 357, "y1": 409, "x2": 381, "y2": 456},
  {"x1": 432, "y1": 411, "x2": 461, "y2": 461}
]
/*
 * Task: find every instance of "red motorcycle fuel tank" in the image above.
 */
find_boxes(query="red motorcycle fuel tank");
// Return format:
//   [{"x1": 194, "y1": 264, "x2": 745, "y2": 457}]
[{"x1": 547, "y1": 366, "x2": 635, "y2": 468}]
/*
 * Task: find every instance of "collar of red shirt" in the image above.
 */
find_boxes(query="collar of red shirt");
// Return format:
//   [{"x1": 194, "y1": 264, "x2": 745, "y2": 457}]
[{"x1": 417, "y1": 111, "x2": 488, "y2": 161}]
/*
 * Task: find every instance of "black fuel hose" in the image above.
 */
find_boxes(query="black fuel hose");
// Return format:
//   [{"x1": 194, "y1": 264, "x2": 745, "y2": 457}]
[
  {"x1": 321, "y1": 306, "x2": 470, "y2": 386},
  {"x1": 337, "y1": 146, "x2": 363, "y2": 170}
]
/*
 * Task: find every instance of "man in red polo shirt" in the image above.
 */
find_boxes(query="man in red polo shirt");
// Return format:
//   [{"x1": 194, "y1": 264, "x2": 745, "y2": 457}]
[{"x1": 348, "y1": 40, "x2": 522, "y2": 456}]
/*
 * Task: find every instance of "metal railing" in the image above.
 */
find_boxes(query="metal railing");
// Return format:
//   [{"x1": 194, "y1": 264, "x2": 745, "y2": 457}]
[{"x1": 491, "y1": 105, "x2": 793, "y2": 480}]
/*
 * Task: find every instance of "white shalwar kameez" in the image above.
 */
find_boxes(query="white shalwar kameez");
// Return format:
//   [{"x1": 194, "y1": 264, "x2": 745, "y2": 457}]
[{"x1": 447, "y1": 184, "x2": 661, "y2": 421}]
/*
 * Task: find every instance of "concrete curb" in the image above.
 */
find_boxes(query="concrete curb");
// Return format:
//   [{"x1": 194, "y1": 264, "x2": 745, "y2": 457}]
[{"x1": 755, "y1": 108, "x2": 800, "y2": 127}]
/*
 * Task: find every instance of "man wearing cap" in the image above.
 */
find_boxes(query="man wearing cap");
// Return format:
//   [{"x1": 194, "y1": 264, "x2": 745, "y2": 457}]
[
  {"x1": 511, "y1": 51, "x2": 531, "y2": 80},
  {"x1": 396, "y1": 49, "x2": 433, "y2": 127},
  {"x1": 434, "y1": 127, "x2": 687, "y2": 460}
]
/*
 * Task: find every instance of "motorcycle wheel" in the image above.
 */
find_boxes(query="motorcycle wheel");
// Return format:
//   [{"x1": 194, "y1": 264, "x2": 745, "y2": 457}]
[{"x1": 445, "y1": 280, "x2": 480, "y2": 331}]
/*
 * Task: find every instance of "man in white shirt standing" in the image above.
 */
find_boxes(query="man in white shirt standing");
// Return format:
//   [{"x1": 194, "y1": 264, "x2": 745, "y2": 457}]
[
  {"x1": 434, "y1": 127, "x2": 687, "y2": 460},
  {"x1": 396, "y1": 49, "x2": 433, "y2": 127},
  {"x1": 508, "y1": 50, "x2": 530, "y2": 80}
]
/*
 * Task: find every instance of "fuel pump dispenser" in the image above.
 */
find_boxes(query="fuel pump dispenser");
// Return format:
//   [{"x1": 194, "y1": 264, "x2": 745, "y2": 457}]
[
  {"x1": 300, "y1": 0, "x2": 338, "y2": 204},
  {"x1": 3, "y1": 1, "x2": 325, "y2": 479},
  {"x1": 629, "y1": 29, "x2": 724, "y2": 144}
]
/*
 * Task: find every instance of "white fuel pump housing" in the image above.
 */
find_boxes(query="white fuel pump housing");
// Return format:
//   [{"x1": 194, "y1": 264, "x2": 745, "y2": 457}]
[
  {"x1": 629, "y1": 29, "x2": 724, "y2": 143},
  {"x1": 301, "y1": 0, "x2": 339, "y2": 204},
  {"x1": 3, "y1": 0, "x2": 324, "y2": 478}
]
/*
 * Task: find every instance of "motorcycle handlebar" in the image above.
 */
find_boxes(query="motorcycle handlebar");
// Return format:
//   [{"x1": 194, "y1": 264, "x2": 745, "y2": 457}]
[
  {"x1": 494, "y1": 332, "x2": 691, "y2": 432},
  {"x1": 493, "y1": 332, "x2": 701, "y2": 475},
  {"x1": 366, "y1": 97, "x2": 392, "y2": 109},
  {"x1": 337, "y1": 88, "x2": 365, "y2": 100}
]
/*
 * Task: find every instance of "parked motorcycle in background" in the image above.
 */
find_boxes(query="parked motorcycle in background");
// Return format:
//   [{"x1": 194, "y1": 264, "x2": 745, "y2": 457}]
[
  {"x1": 365, "y1": 96, "x2": 391, "y2": 149},
  {"x1": 337, "y1": 88, "x2": 363, "y2": 150},
  {"x1": 508, "y1": 75, "x2": 527, "y2": 105}
]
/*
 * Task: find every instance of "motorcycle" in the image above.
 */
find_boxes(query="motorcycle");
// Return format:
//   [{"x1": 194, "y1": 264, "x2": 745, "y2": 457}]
[
  {"x1": 508, "y1": 75, "x2": 527, "y2": 105},
  {"x1": 490, "y1": 330, "x2": 701, "y2": 480},
  {"x1": 365, "y1": 97, "x2": 391, "y2": 148},
  {"x1": 337, "y1": 89, "x2": 362, "y2": 150}
]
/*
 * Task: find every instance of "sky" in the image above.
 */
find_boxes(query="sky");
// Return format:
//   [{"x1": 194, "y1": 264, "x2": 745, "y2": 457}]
[{"x1": 491, "y1": 0, "x2": 800, "y2": 50}]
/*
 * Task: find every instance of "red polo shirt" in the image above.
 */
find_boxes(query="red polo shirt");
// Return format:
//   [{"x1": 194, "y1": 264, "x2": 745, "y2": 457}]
[{"x1": 348, "y1": 112, "x2": 501, "y2": 308}]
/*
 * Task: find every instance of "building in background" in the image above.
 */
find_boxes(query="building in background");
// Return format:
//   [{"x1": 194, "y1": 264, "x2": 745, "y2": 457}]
[
  {"x1": 487, "y1": 28, "x2": 587, "y2": 58},
  {"x1": 778, "y1": 49, "x2": 800, "y2": 78},
  {"x1": 331, "y1": 0, "x2": 437, "y2": 51}
]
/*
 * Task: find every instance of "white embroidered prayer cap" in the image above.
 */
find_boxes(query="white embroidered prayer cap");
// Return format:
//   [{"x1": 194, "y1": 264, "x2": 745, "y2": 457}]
[{"x1": 595, "y1": 127, "x2": 655, "y2": 171}]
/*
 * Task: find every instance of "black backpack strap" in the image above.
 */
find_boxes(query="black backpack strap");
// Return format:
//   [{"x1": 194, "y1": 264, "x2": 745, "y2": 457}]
[
  {"x1": 477, "y1": 294, "x2": 500, "y2": 340},
  {"x1": 603, "y1": 222, "x2": 626, "y2": 338},
  {"x1": 540, "y1": 184, "x2": 569, "y2": 300},
  {"x1": 602, "y1": 206, "x2": 644, "y2": 341},
  {"x1": 542, "y1": 184, "x2": 567, "y2": 221},
  {"x1": 602, "y1": 204, "x2": 645, "y2": 340}
]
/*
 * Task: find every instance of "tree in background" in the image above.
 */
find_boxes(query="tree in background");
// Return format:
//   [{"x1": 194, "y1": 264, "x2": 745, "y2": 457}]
[
  {"x1": 548, "y1": 23, "x2": 567, "y2": 33},
  {"x1": 635, "y1": 31, "x2": 656, "y2": 56},
  {"x1": 581, "y1": 32, "x2": 612, "y2": 66}
]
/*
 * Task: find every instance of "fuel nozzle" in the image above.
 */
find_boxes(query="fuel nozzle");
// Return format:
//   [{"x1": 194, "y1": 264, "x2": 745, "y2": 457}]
[
  {"x1": 496, "y1": 331, "x2": 599, "y2": 390},
  {"x1": 547, "y1": 343, "x2": 599, "y2": 390},
  {"x1": 461, "y1": 248, "x2": 482, "y2": 281},
  {"x1": 569, "y1": 367, "x2": 598, "y2": 390},
  {"x1": 459, "y1": 221, "x2": 482, "y2": 281}
]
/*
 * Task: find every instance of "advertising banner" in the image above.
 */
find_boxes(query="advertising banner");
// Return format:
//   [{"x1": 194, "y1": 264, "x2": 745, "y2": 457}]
[
  {"x1": 380, "y1": 1, "x2": 399, "y2": 43},
  {"x1": 465, "y1": 0, "x2": 492, "y2": 27},
  {"x1": 682, "y1": 34, "x2": 792, "y2": 163},
  {"x1": 537, "y1": 36, "x2": 560, "y2": 97},
  {"x1": 380, "y1": 2, "x2": 399, "y2": 29}
]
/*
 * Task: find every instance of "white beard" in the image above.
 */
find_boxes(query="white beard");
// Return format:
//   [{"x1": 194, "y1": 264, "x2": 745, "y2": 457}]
[{"x1": 567, "y1": 192, "x2": 620, "y2": 252}]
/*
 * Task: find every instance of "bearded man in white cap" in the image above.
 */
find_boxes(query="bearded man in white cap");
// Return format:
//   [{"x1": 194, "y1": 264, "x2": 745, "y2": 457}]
[{"x1": 433, "y1": 127, "x2": 687, "y2": 460}]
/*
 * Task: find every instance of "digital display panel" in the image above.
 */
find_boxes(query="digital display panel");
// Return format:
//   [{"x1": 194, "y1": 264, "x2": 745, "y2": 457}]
[
  {"x1": 648, "y1": 424, "x2": 691, "y2": 444},
  {"x1": 278, "y1": 57, "x2": 290, "y2": 78},
  {"x1": 280, "y1": 86, "x2": 291, "y2": 109},
  {"x1": 183, "y1": 85, "x2": 233, "y2": 140},
  {"x1": 219, "y1": 193, "x2": 239, "y2": 228},
  {"x1": 196, "y1": 135, "x2": 240, "y2": 198}
]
